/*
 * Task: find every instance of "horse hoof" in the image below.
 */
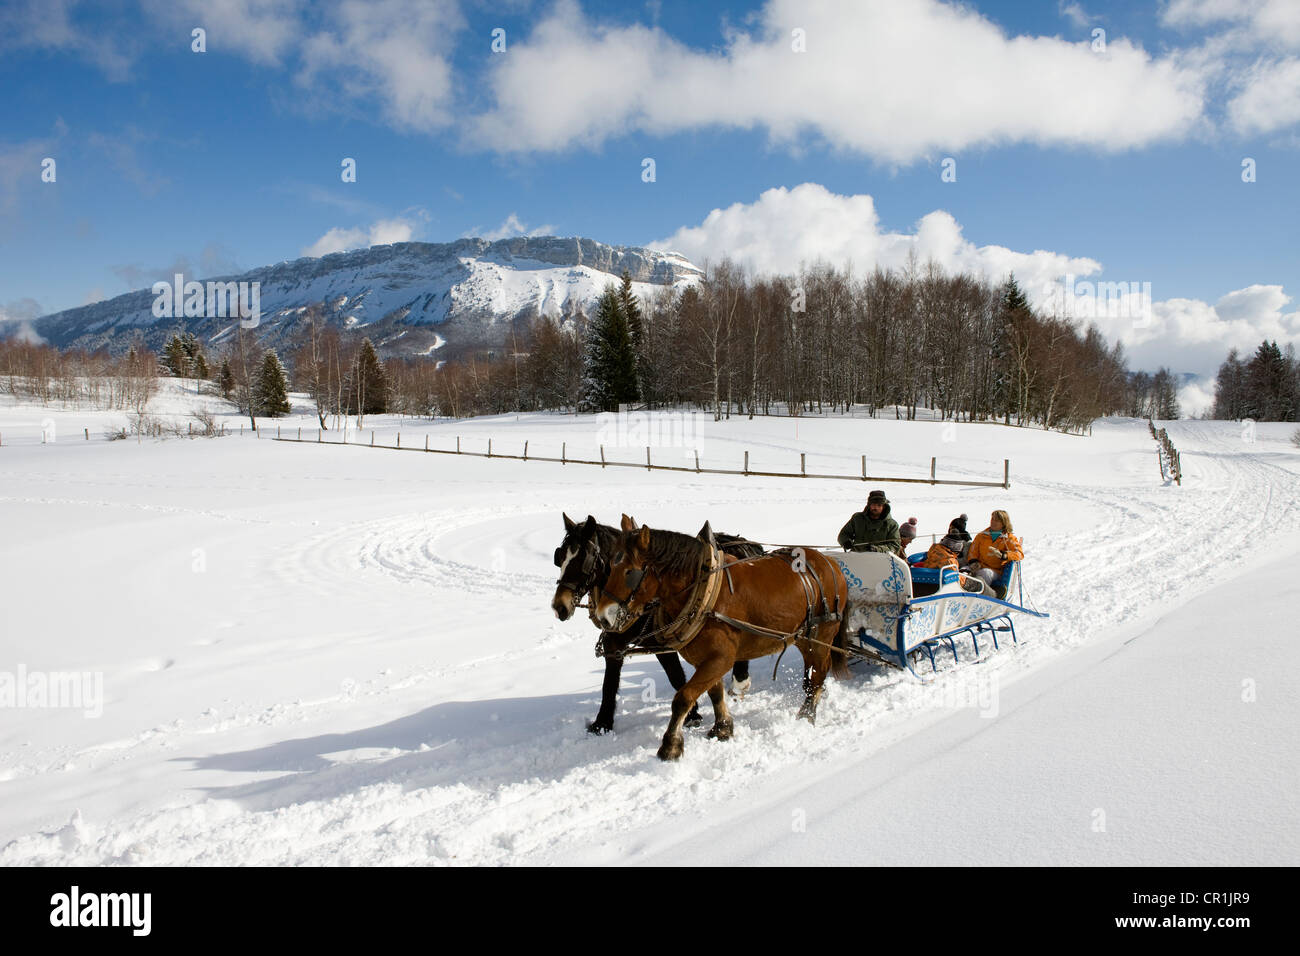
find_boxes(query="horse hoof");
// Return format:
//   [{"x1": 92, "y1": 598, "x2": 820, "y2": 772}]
[
  {"x1": 728, "y1": 677, "x2": 751, "y2": 698},
  {"x1": 587, "y1": 719, "x2": 613, "y2": 735},
  {"x1": 657, "y1": 738, "x2": 684, "y2": 761},
  {"x1": 684, "y1": 708, "x2": 704, "y2": 728},
  {"x1": 707, "y1": 720, "x2": 734, "y2": 741},
  {"x1": 796, "y1": 705, "x2": 817, "y2": 725}
]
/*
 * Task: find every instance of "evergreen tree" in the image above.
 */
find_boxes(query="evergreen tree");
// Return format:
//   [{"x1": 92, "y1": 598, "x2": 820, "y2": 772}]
[
  {"x1": 993, "y1": 273, "x2": 1029, "y2": 423},
  {"x1": 163, "y1": 335, "x2": 190, "y2": 378},
  {"x1": 254, "y1": 350, "x2": 292, "y2": 417},
  {"x1": 347, "y1": 338, "x2": 388, "y2": 416},
  {"x1": 579, "y1": 287, "x2": 639, "y2": 412},
  {"x1": 618, "y1": 269, "x2": 644, "y2": 352},
  {"x1": 218, "y1": 359, "x2": 235, "y2": 400},
  {"x1": 1244, "y1": 340, "x2": 1293, "y2": 421}
]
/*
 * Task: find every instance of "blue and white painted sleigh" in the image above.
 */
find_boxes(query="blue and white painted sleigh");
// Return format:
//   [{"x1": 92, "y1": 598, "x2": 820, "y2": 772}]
[{"x1": 833, "y1": 552, "x2": 1049, "y2": 676}]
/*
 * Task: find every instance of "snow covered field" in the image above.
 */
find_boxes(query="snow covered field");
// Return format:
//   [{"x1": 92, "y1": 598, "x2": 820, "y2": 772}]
[{"x1": 2, "y1": 384, "x2": 1297, "y2": 865}]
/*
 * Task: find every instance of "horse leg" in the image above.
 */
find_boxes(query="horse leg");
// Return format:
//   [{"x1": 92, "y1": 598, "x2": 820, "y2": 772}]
[
  {"x1": 729, "y1": 658, "x2": 751, "y2": 697},
  {"x1": 588, "y1": 652, "x2": 624, "y2": 734},
  {"x1": 796, "y1": 638, "x2": 831, "y2": 725},
  {"x1": 705, "y1": 680, "x2": 734, "y2": 741},
  {"x1": 657, "y1": 652, "x2": 703, "y2": 727},
  {"x1": 659, "y1": 655, "x2": 731, "y2": 761}
]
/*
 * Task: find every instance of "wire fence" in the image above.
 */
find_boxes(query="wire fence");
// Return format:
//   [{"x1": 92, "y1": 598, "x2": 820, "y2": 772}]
[{"x1": 270, "y1": 427, "x2": 1012, "y2": 489}]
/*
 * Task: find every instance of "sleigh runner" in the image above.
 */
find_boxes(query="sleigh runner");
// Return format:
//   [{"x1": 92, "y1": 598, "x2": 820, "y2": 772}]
[{"x1": 834, "y1": 551, "x2": 1049, "y2": 676}]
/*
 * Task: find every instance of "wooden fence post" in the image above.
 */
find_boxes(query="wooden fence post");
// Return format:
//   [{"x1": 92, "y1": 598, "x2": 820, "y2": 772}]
[
  {"x1": 298, "y1": 427, "x2": 301, "y2": 440},
  {"x1": 561, "y1": 441, "x2": 566, "y2": 464},
  {"x1": 1004, "y1": 459, "x2": 1010, "y2": 489},
  {"x1": 695, "y1": 450, "x2": 700, "y2": 473},
  {"x1": 744, "y1": 450, "x2": 749, "y2": 475},
  {"x1": 319, "y1": 428, "x2": 322, "y2": 443},
  {"x1": 931, "y1": 457, "x2": 936, "y2": 482},
  {"x1": 600, "y1": 445, "x2": 606, "y2": 468},
  {"x1": 425, "y1": 435, "x2": 429, "y2": 451},
  {"x1": 523, "y1": 440, "x2": 528, "y2": 460},
  {"x1": 397, "y1": 432, "x2": 401, "y2": 449},
  {"x1": 86, "y1": 428, "x2": 90, "y2": 441},
  {"x1": 800, "y1": 452, "x2": 806, "y2": 476},
  {"x1": 487, "y1": 438, "x2": 492, "y2": 458},
  {"x1": 861, "y1": 454, "x2": 866, "y2": 479},
  {"x1": 646, "y1": 446, "x2": 652, "y2": 471},
  {"x1": 370, "y1": 431, "x2": 374, "y2": 446}
]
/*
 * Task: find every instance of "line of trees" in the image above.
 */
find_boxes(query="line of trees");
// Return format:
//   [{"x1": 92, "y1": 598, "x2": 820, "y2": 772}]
[
  {"x1": 1211, "y1": 341, "x2": 1300, "y2": 421},
  {"x1": 0, "y1": 338, "x2": 158, "y2": 412},
  {"x1": 418, "y1": 260, "x2": 1131, "y2": 431}
]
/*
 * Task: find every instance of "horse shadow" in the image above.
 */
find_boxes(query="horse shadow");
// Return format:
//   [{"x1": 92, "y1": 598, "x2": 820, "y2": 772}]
[{"x1": 173, "y1": 658, "x2": 713, "y2": 815}]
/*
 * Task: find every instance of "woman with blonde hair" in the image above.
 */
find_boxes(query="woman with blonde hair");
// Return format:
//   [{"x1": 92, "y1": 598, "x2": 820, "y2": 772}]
[{"x1": 964, "y1": 510, "x2": 1023, "y2": 598}]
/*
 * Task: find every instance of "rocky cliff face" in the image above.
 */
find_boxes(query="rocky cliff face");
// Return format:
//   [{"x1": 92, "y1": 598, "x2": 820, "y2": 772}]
[{"x1": 29, "y1": 237, "x2": 702, "y2": 358}]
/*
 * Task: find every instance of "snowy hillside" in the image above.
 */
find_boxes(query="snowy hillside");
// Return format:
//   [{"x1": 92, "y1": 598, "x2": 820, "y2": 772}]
[
  {"x1": 1, "y1": 388, "x2": 1297, "y2": 865},
  {"x1": 29, "y1": 237, "x2": 702, "y2": 358}
]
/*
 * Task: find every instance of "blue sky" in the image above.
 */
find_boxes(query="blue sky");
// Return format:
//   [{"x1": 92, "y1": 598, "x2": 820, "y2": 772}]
[{"x1": 1, "y1": 0, "x2": 1297, "y2": 388}]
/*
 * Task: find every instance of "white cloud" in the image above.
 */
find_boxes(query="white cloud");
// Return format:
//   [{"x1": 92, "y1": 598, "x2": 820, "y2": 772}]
[
  {"x1": 1058, "y1": 2, "x2": 1095, "y2": 30},
  {"x1": 471, "y1": 213, "x2": 557, "y2": 241},
  {"x1": 1178, "y1": 374, "x2": 1217, "y2": 417},
  {"x1": 650, "y1": 182, "x2": 1101, "y2": 294},
  {"x1": 301, "y1": 217, "x2": 418, "y2": 257},
  {"x1": 1226, "y1": 57, "x2": 1300, "y2": 133},
  {"x1": 472, "y1": 0, "x2": 1207, "y2": 161},
  {"x1": 0, "y1": 298, "x2": 47, "y2": 344},
  {"x1": 1079, "y1": 284, "x2": 1299, "y2": 375},
  {"x1": 1162, "y1": 0, "x2": 1300, "y2": 49},
  {"x1": 297, "y1": 0, "x2": 464, "y2": 131},
  {"x1": 146, "y1": 0, "x2": 303, "y2": 65}
]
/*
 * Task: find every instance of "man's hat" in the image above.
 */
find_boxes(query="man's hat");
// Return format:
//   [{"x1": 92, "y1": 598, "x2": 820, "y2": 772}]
[{"x1": 867, "y1": 489, "x2": 888, "y2": 506}]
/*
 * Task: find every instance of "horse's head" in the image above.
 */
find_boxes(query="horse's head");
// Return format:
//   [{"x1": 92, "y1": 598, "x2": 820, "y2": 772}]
[
  {"x1": 593, "y1": 515, "x2": 661, "y2": 632},
  {"x1": 551, "y1": 512, "x2": 603, "y2": 621}
]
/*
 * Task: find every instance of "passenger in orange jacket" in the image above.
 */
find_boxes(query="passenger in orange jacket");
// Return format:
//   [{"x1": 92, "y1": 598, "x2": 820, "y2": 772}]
[
  {"x1": 921, "y1": 515, "x2": 984, "y2": 592},
  {"x1": 964, "y1": 510, "x2": 1023, "y2": 597}
]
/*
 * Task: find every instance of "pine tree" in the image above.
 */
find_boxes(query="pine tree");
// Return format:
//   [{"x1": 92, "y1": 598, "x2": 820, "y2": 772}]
[
  {"x1": 579, "y1": 287, "x2": 639, "y2": 412},
  {"x1": 618, "y1": 269, "x2": 644, "y2": 352},
  {"x1": 218, "y1": 359, "x2": 235, "y2": 400},
  {"x1": 163, "y1": 335, "x2": 190, "y2": 378},
  {"x1": 347, "y1": 338, "x2": 388, "y2": 416},
  {"x1": 254, "y1": 350, "x2": 292, "y2": 417},
  {"x1": 993, "y1": 273, "x2": 1029, "y2": 424}
]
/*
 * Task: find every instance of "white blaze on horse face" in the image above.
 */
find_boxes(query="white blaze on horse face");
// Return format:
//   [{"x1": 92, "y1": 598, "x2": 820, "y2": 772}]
[{"x1": 595, "y1": 593, "x2": 621, "y2": 628}]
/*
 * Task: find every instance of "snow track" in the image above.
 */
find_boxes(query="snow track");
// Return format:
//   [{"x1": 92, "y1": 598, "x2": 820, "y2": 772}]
[{"x1": 2, "y1": 408, "x2": 1297, "y2": 865}]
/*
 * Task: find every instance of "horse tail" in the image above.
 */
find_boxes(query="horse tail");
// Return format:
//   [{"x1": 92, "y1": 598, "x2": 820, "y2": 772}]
[{"x1": 830, "y1": 613, "x2": 853, "y2": 681}]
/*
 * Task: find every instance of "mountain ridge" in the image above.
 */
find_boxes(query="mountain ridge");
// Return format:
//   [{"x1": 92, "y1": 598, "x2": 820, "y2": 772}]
[{"x1": 30, "y1": 236, "x2": 702, "y2": 359}]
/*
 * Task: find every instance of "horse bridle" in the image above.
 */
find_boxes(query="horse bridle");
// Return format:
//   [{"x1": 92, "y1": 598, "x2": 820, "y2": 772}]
[{"x1": 553, "y1": 535, "x2": 606, "y2": 600}]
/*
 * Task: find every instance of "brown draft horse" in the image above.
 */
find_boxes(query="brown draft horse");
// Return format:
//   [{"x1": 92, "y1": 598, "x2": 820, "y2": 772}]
[{"x1": 593, "y1": 515, "x2": 851, "y2": 761}]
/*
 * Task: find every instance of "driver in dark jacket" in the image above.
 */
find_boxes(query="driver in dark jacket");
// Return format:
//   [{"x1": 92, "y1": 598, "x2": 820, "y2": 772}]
[{"x1": 837, "y1": 489, "x2": 901, "y2": 554}]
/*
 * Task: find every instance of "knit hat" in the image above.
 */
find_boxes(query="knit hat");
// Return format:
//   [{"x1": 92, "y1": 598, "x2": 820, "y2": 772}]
[
  {"x1": 867, "y1": 489, "x2": 888, "y2": 506},
  {"x1": 899, "y1": 517, "x2": 918, "y2": 542},
  {"x1": 947, "y1": 513, "x2": 970, "y2": 541}
]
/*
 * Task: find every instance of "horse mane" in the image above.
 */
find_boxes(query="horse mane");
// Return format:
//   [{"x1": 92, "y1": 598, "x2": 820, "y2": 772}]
[{"x1": 630, "y1": 526, "x2": 711, "y2": 580}]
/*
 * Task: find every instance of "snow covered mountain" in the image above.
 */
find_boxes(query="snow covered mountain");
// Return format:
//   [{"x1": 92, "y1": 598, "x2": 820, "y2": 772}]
[{"x1": 30, "y1": 237, "x2": 703, "y2": 359}]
